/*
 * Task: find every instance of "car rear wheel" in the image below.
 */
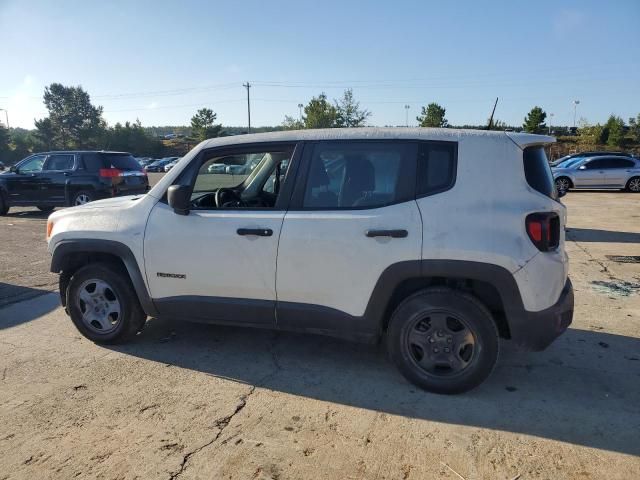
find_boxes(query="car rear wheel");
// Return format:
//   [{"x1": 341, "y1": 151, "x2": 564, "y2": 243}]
[
  {"x1": 626, "y1": 177, "x2": 640, "y2": 193},
  {"x1": 66, "y1": 263, "x2": 146, "y2": 344},
  {"x1": 72, "y1": 190, "x2": 94, "y2": 206},
  {"x1": 387, "y1": 288, "x2": 499, "y2": 394},
  {"x1": 555, "y1": 177, "x2": 571, "y2": 194},
  {"x1": 37, "y1": 206, "x2": 55, "y2": 212}
]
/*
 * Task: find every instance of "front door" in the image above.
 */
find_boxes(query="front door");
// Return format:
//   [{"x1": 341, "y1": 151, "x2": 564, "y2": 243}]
[
  {"x1": 574, "y1": 158, "x2": 608, "y2": 187},
  {"x1": 5, "y1": 154, "x2": 48, "y2": 204},
  {"x1": 144, "y1": 144, "x2": 299, "y2": 327}
]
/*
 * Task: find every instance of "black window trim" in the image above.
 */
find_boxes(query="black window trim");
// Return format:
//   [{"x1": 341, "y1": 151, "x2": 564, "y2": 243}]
[
  {"x1": 165, "y1": 141, "x2": 303, "y2": 212},
  {"x1": 289, "y1": 139, "x2": 458, "y2": 211}
]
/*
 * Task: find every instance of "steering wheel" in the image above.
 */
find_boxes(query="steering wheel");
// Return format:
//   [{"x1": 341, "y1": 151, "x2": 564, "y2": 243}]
[{"x1": 215, "y1": 188, "x2": 244, "y2": 208}]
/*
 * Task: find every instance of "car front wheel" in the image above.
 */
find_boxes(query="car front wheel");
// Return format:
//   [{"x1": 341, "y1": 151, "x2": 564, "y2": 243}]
[
  {"x1": 387, "y1": 288, "x2": 499, "y2": 394},
  {"x1": 66, "y1": 263, "x2": 146, "y2": 344}
]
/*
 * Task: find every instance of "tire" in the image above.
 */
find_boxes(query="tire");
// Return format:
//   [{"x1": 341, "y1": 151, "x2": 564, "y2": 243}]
[
  {"x1": 72, "y1": 190, "x2": 94, "y2": 206},
  {"x1": 37, "y1": 206, "x2": 55, "y2": 212},
  {"x1": 387, "y1": 287, "x2": 499, "y2": 394},
  {"x1": 626, "y1": 176, "x2": 640, "y2": 193},
  {"x1": 0, "y1": 193, "x2": 8, "y2": 216},
  {"x1": 66, "y1": 263, "x2": 146, "y2": 344},
  {"x1": 555, "y1": 177, "x2": 571, "y2": 194}
]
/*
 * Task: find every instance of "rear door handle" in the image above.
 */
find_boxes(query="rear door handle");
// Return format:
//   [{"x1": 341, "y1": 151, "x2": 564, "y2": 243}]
[
  {"x1": 366, "y1": 229, "x2": 408, "y2": 238},
  {"x1": 237, "y1": 228, "x2": 273, "y2": 237}
]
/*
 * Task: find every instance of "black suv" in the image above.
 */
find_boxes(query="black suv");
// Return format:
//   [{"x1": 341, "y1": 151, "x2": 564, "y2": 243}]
[{"x1": 0, "y1": 151, "x2": 149, "y2": 215}]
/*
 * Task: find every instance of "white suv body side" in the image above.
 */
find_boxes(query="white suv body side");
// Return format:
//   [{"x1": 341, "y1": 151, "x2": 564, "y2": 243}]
[{"x1": 47, "y1": 128, "x2": 574, "y2": 393}]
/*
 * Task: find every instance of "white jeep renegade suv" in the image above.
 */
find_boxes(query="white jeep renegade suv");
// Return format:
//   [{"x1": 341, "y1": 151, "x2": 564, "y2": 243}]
[{"x1": 47, "y1": 128, "x2": 574, "y2": 394}]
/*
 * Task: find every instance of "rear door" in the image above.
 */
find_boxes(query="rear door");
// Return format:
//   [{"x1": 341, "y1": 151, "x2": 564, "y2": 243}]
[
  {"x1": 99, "y1": 153, "x2": 149, "y2": 194},
  {"x1": 276, "y1": 141, "x2": 422, "y2": 336},
  {"x1": 604, "y1": 158, "x2": 635, "y2": 187},
  {"x1": 39, "y1": 153, "x2": 75, "y2": 204}
]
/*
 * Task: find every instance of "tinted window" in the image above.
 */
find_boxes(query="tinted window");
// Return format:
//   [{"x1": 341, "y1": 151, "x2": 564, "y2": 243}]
[
  {"x1": 81, "y1": 153, "x2": 103, "y2": 172},
  {"x1": 44, "y1": 154, "x2": 74, "y2": 171},
  {"x1": 523, "y1": 146, "x2": 556, "y2": 199},
  {"x1": 303, "y1": 143, "x2": 413, "y2": 209},
  {"x1": 608, "y1": 158, "x2": 635, "y2": 169},
  {"x1": 18, "y1": 155, "x2": 46, "y2": 173},
  {"x1": 584, "y1": 159, "x2": 609, "y2": 169},
  {"x1": 102, "y1": 153, "x2": 142, "y2": 171},
  {"x1": 416, "y1": 142, "x2": 456, "y2": 196}
]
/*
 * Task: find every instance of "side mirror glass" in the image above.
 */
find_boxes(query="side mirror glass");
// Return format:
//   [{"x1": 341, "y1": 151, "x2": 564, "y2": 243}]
[
  {"x1": 167, "y1": 184, "x2": 191, "y2": 216},
  {"x1": 9, "y1": 165, "x2": 17, "y2": 173}
]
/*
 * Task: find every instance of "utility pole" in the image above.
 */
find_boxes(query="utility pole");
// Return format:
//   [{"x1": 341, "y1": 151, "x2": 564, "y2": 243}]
[
  {"x1": 573, "y1": 100, "x2": 580, "y2": 129},
  {"x1": 243, "y1": 82, "x2": 251, "y2": 133},
  {"x1": 0, "y1": 108, "x2": 9, "y2": 129},
  {"x1": 297, "y1": 103, "x2": 303, "y2": 122},
  {"x1": 549, "y1": 113, "x2": 554, "y2": 134},
  {"x1": 487, "y1": 97, "x2": 498, "y2": 130},
  {"x1": 404, "y1": 105, "x2": 410, "y2": 127}
]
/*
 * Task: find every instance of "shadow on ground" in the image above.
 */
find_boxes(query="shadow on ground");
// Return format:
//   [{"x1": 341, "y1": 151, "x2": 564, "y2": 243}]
[
  {"x1": 111, "y1": 317, "x2": 640, "y2": 457},
  {"x1": 0, "y1": 289, "x2": 59, "y2": 327},
  {"x1": 4, "y1": 209, "x2": 54, "y2": 220},
  {"x1": 567, "y1": 227, "x2": 640, "y2": 243}
]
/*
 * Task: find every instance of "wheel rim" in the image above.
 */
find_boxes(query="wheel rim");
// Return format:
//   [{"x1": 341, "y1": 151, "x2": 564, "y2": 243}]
[
  {"x1": 75, "y1": 194, "x2": 91, "y2": 205},
  {"x1": 76, "y1": 279, "x2": 122, "y2": 334},
  {"x1": 556, "y1": 178, "x2": 569, "y2": 192},
  {"x1": 630, "y1": 178, "x2": 640, "y2": 192},
  {"x1": 404, "y1": 311, "x2": 478, "y2": 377}
]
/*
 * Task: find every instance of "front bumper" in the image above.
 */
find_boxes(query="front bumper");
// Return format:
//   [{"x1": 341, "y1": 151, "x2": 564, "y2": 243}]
[{"x1": 510, "y1": 278, "x2": 574, "y2": 351}]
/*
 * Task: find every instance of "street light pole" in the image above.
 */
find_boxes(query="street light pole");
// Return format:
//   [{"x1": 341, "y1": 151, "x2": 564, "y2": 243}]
[
  {"x1": 573, "y1": 100, "x2": 580, "y2": 129},
  {"x1": 297, "y1": 103, "x2": 303, "y2": 122},
  {"x1": 0, "y1": 108, "x2": 9, "y2": 129},
  {"x1": 404, "y1": 105, "x2": 410, "y2": 127},
  {"x1": 549, "y1": 113, "x2": 554, "y2": 134},
  {"x1": 243, "y1": 82, "x2": 251, "y2": 133}
]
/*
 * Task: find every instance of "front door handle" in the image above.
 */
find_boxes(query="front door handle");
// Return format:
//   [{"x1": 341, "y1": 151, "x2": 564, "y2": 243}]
[
  {"x1": 366, "y1": 229, "x2": 408, "y2": 238},
  {"x1": 237, "y1": 228, "x2": 273, "y2": 237}
]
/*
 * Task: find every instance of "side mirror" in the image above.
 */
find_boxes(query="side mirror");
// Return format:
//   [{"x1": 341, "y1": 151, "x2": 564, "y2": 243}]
[
  {"x1": 167, "y1": 184, "x2": 191, "y2": 216},
  {"x1": 9, "y1": 165, "x2": 17, "y2": 173}
]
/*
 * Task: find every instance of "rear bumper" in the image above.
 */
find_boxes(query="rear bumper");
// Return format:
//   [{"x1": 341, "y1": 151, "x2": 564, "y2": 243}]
[{"x1": 509, "y1": 278, "x2": 574, "y2": 351}]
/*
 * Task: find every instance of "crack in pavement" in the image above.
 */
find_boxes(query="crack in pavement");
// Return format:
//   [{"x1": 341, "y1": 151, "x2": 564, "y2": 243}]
[
  {"x1": 566, "y1": 231, "x2": 618, "y2": 281},
  {"x1": 167, "y1": 386, "x2": 256, "y2": 480}
]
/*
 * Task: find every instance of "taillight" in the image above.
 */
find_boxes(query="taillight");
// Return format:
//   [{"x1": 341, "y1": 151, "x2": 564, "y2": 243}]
[
  {"x1": 526, "y1": 213, "x2": 560, "y2": 251},
  {"x1": 99, "y1": 168, "x2": 122, "y2": 178}
]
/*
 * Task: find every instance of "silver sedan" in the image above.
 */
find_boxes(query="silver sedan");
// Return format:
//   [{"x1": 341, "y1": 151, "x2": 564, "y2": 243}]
[{"x1": 552, "y1": 156, "x2": 640, "y2": 193}]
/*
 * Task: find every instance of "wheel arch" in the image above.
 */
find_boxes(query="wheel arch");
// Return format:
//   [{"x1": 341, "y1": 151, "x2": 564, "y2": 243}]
[
  {"x1": 366, "y1": 260, "x2": 526, "y2": 340},
  {"x1": 51, "y1": 239, "x2": 157, "y2": 316}
]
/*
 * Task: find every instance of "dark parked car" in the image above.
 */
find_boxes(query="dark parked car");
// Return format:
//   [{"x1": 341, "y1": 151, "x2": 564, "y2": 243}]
[
  {"x1": 145, "y1": 158, "x2": 178, "y2": 172},
  {"x1": 0, "y1": 151, "x2": 149, "y2": 215}
]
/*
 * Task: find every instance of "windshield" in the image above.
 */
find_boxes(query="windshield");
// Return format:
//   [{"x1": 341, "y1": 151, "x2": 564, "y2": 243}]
[{"x1": 554, "y1": 158, "x2": 583, "y2": 169}]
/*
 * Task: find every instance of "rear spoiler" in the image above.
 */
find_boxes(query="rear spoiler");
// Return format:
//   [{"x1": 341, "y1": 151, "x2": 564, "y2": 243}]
[{"x1": 506, "y1": 132, "x2": 556, "y2": 150}]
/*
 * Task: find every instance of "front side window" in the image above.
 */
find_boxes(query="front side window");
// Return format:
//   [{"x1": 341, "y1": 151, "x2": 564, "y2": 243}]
[
  {"x1": 189, "y1": 148, "x2": 293, "y2": 209},
  {"x1": 18, "y1": 155, "x2": 46, "y2": 173},
  {"x1": 44, "y1": 154, "x2": 74, "y2": 171},
  {"x1": 584, "y1": 159, "x2": 609, "y2": 170},
  {"x1": 303, "y1": 143, "x2": 413, "y2": 209}
]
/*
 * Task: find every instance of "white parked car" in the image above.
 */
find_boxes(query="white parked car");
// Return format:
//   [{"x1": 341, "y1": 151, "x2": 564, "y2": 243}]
[
  {"x1": 46, "y1": 128, "x2": 573, "y2": 394},
  {"x1": 552, "y1": 155, "x2": 640, "y2": 193}
]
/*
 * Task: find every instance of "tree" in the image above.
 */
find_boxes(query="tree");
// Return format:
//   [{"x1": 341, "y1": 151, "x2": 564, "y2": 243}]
[
  {"x1": 281, "y1": 115, "x2": 304, "y2": 130},
  {"x1": 190, "y1": 108, "x2": 223, "y2": 141},
  {"x1": 0, "y1": 124, "x2": 10, "y2": 157},
  {"x1": 303, "y1": 93, "x2": 338, "y2": 129},
  {"x1": 522, "y1": 106, "x2": 547, "y2": 134},
  {"x1": 335, "y1": 89, "x2": 371, "y2": 127},
  {"x1": 105, "y1": 119, "x2": 163, "y2": 156},
  {"x1": 629, "y1": 114, "x2": 640, "y2": 142},
  {"x1": 605, "y1": 115, "x2": 625, "y2": 148},
  {"x1": 577, "y1": 119, "x2": 605, "y2": 147},
  {"x1": 417, "y1": 103, "x2": 448, "y2": 127},
  {"x1": 35, "y1": 83, "x2": 106, "y2": 149}
]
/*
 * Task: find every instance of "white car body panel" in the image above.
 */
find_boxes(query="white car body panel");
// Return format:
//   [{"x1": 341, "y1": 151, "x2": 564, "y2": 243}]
[{"x1": 276, "y1": 201, "x2": 422, "y2": 317}]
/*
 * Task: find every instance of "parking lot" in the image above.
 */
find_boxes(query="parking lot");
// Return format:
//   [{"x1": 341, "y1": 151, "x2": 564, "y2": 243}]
[{"x1": 1, "y1": 175, "x2": 639, "y2": 479}]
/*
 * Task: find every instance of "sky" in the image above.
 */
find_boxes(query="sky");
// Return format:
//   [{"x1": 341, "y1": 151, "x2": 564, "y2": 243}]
[{"x1": 1, "y1": 0, "x2": 639, "y2": 130}]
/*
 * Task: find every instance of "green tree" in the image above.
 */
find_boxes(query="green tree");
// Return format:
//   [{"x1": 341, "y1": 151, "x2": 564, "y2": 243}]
[
  {"x1": 577, "y1": 119, "x2": 605, "y2": 147},
  {"x1": 417, "y1": 103, "x2": 448, "y2": 127},
  {"x1": 105, "y1": 119, "x2": 163, "y2": 156},
  {"x1": 335, "y1": 89, "x2": 371, "y2": 127},
  {"x1": 523, "y1": 106, "x2": 547, "y2": 134},
  {"x1": 628, "y1": 114, "x2": 640, "y2": 142},
  {"x1": 35, "y1": 83, "x2": 106, "y2": 149},
  {"x1": 605, "y1": 115, "x2": 625, "y2": 148},
  {"x1": 33, "y1": 117, "x2": 56, "y2": 150},
  {"x1": 190, "y1": 108, "x2": 223, "y2": 141},
  {"x1": 0, "y1": 124, "x2": 10, "y2": 157},
  {"x1": 303, "y1": 93, "x2": 338, "y2": 129},
  {"x1": 281, "y1": 115, "x2": 304, "y2": 130}
]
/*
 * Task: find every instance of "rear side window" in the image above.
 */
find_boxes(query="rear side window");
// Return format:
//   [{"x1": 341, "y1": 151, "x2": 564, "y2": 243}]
[
  {"x1": 523, "y1": 146, "x2": 556, "y2": 199},
  {"x1": 302, "y1": 143, "x2": 415, "y2": 209},
  {"x1": 101, "y1": 153, "x2": 142, "y2": 171},
  {"x1": 44, "y1": 154, "x2": 74, "y2": 171},
  {"x1": 81, "y1": 153, "x2": 103, "y2": 172},
  {"x1": 416, "y1": 142, "x2": 457, "y2": 197}
]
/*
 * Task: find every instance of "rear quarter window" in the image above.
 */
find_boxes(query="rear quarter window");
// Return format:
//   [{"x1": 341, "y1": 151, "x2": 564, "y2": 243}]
[
  {"x1": 523, "y1": 146, "x2": 557, "y2": 199},
  {"x1": 101, "y1": 153, "x2": 142, "y2": 171}
]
